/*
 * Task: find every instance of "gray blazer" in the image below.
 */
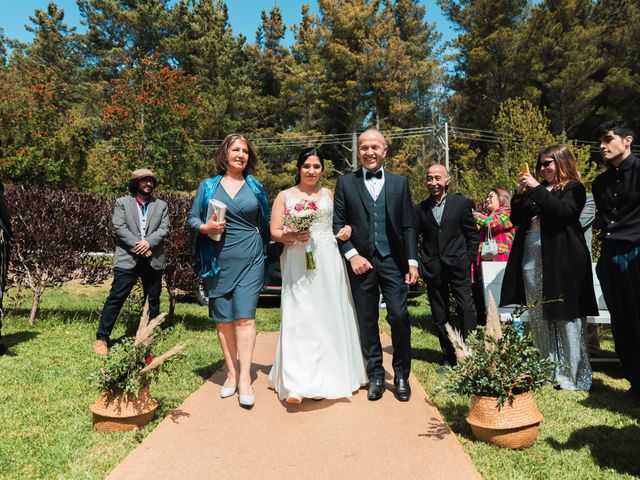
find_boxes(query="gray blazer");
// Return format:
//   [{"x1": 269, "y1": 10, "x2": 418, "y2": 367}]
[{"x1": 113, "y1": 195, "x2": 170, "y2": 270}]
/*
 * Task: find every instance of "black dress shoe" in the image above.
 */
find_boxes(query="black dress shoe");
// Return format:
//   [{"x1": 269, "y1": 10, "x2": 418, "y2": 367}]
[
  {"x1": 368, "y1": 379, "x2": 385, "y2": 401},
  {"x1": 436, "y1": 360, "x2": 453, "y2": 375},
  {"x1": 394, "y1": 377, "x2": 411, "y2": 402}
]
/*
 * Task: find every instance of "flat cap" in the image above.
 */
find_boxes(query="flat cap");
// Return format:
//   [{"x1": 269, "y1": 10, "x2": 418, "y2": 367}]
[{"x1": 131, "y1": 168, "x2": 157, "y2": 182}]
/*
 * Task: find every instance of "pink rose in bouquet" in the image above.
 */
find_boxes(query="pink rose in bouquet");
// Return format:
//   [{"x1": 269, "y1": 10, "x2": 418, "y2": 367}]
[{"x1": 283, "y1": 199, "x2": 319, "y2": 270}]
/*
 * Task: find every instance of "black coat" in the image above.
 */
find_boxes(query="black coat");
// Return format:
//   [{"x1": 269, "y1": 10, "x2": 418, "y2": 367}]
[
  {"x1": 500, "y1": 181, "x2": 598, "y2": 320},
  {"x1": 333, "y1": 169, "x2": 417, "y2": 274},
  {"x1": 414, "y1": 193, "x2": 479, "y2": 282}
]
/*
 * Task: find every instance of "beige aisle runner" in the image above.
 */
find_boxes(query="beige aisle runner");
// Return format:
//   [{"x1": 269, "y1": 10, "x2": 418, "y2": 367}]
[{"x1": 108, "y1": 332, "x2": 481, "y2": 480}]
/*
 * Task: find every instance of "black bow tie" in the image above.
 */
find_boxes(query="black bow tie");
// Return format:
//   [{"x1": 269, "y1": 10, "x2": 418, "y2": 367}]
[{"x1": 365, "y1": 170, "x2": 383, "y2": 180}]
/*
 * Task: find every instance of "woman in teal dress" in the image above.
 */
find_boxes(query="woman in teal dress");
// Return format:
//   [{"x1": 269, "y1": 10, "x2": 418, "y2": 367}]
[{"x1": 188, "y1": 134, "x2": 270, "y2": 408}]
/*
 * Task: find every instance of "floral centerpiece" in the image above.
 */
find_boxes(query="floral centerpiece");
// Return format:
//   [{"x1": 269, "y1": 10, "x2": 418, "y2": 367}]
[
  {"x1": 89, "y1": 304, "x2": 187, "y2": 431},
  {"x1": 283, "y1": 199, "x2": 319, "y2": 270},
  {"x1": 438, "y1": 293, "x2": 554, "y2": 448}
]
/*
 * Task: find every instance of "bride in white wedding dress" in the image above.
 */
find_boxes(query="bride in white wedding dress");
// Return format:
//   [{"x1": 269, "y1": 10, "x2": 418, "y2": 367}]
[{"x1": 268, "y1": 148, "x2": 367, "y2": 404}]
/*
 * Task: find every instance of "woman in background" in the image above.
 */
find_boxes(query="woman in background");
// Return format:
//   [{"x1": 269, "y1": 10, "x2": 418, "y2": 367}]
[
  {"x1": 472, "y1": 188, "x2": 515, "y2": 324},
  {"x1": 188, "y1": 133, "x2": 270, "y2": 408},
  {"x1": 500, "y1": 144, "x2": 598, "y2": 391}
]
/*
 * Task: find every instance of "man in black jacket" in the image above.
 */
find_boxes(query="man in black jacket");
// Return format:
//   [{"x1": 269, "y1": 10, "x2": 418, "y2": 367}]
[
  {"x1": 0, "y1": 183, "x2": 12, "y2": 355},
  {"x1": 593, "y1": 120, "x2": 640, "y2": 399},
  {"x1": 415, "y1": 164, "x2": 479, "y2": 370}
]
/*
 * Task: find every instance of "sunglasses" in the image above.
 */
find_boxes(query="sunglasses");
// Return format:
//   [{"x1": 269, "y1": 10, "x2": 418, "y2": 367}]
[{"x1": 538, "y1": 160, "x2": 554, "y2": 168}]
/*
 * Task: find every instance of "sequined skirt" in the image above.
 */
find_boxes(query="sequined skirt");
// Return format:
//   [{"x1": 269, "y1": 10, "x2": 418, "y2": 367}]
[{"x1": 522, "y1": 231, "x2": 591, "y2": 391}]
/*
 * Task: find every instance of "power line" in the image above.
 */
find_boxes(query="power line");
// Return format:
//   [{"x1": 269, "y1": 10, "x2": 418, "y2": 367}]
[{"x1": 97, "y1": 124, "x2": 640, "y2": 155}]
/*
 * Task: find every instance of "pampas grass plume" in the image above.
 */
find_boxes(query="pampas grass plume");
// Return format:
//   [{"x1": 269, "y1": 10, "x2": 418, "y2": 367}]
[
  {"x1": 445, "y1": 323, "x2": 471, "y2": 364},
  {"x1": 484, "y1": 291, "x2": 503, "y2": 352},
  {"x1": 134, "y1": 301, "x2": 168, "y2": 347},
  {"x1": 140, "y1": 342, "x2": 188, "y2": 373}
]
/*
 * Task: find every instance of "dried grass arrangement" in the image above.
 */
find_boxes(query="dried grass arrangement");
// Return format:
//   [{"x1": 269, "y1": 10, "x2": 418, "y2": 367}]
[
  {"x1": 89, "y1": 302, "x2": 187, "y2": 396},
  {"x1": 439, "y1": 292, "x2": 554, "y2": 407}
]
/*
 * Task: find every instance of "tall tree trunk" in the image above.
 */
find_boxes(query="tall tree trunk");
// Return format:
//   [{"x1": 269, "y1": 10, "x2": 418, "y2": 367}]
[
  {"x1": 29, "y1": 288, "x2": 42, "y2": 326},
  {"x1": 168, "y1": 293, "x2": 177, "y2": 322}
]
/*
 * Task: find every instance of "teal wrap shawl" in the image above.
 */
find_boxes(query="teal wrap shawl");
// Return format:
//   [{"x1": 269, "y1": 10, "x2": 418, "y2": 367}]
[{"x1": 190, "y1": 174, "x2": 270, "y2": 279}]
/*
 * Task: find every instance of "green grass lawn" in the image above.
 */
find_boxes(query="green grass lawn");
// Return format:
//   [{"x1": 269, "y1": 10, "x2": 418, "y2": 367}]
[{"x1": 1, "y1": 285, "x2": 639, "y2": 479}]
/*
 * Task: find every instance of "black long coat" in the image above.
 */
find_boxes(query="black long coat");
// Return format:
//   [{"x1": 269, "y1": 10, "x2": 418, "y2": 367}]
[{"x1": 500, "y1": 181, "x2": 598, "y2": 320}]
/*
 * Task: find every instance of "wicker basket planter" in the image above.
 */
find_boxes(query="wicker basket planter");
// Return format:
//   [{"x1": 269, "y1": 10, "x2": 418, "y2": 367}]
[
  {"x1": 91, "y1": 385, "x2": 158, "y2": 432},
  {"x1": 466, "y1": 389, "x2": 543, "y2": 449}
]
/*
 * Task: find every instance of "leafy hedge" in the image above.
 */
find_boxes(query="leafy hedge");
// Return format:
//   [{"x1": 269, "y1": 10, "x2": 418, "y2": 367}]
[{"x1": 5, "y1": 188, "x2": 198, "y2": 324}]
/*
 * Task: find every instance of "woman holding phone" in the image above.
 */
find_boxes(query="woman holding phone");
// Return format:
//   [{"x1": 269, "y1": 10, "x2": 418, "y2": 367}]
[{"x1": 500, "y1": 145, "x2": 598, "y2": 391}]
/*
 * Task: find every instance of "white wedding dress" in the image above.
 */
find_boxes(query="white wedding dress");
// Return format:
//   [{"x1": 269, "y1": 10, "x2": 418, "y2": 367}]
[{"x1": 268, "y1": 189, "x2": 367, "y2": 400}]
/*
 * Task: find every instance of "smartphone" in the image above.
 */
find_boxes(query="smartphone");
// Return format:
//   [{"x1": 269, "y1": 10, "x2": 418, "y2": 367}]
[{"x1": 519, "y1": 163, "x2": 529, "y2": 174}]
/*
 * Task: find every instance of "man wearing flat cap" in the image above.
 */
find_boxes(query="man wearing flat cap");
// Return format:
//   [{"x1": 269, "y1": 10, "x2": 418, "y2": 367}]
[{"x1": 93, "y1": 168, "x2": 170, "y2": 355}]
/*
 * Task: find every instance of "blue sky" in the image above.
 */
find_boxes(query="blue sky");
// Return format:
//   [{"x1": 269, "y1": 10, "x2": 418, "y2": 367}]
[{"x1": 0, "y1": 0, "x2": 456, "y2": 48}]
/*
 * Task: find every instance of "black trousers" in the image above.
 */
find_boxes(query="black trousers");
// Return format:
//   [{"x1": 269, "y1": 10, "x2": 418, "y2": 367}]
[
  {"x1": 597, "y1": 240, "x2": 640, "y2": 391},
  {"x1": 426, "y1": 271, "x2": 478, "y2": 365},
  {"x1": 96, "y1": 262, "x2": 163, "y2": 342},
  {"x1": 471, "y1": 264, "x2": 487, "y2": 326},
  {"x1": 348, "y1": 253, "x2": 411, "y2": 381}
]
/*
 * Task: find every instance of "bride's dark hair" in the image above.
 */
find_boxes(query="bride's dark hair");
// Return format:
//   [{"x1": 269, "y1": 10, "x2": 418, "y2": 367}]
[{"x1": 295, "y1": 147, "x2": 324, "y2": 185}]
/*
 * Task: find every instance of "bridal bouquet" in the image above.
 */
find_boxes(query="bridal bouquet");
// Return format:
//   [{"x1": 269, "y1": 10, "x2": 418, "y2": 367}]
[{"x1": 283, "y1": 199, "x2": 319, "y2": 270}]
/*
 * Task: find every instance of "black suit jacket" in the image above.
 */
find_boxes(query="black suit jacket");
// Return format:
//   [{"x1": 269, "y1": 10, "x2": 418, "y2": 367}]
[
  {"x1": 414, "y1": 193, "x2": 479, "y2": 281},
  {"x1": 333, "y1": 169, "x2": 417, "y2": 274}
]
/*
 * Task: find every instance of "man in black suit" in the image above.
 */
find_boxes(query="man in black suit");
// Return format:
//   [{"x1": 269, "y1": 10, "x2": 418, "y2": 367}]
[
  {"x1": 333, "y1": 129, "x2": 419, "y2": 402},
  {"x1": 415, "y1": 164, "x2": 479, "y2": 370}
]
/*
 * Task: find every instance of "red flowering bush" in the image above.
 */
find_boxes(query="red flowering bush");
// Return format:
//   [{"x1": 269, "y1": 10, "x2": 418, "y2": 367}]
[
  {"x1": 0, "y1": 61, "x2": 70, "y2": 187},
  {"x1": 97, "y1": 55, "x2": 207, "y2": 192}
]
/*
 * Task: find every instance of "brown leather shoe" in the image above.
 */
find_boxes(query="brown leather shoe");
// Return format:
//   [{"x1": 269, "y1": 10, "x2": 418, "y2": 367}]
[{"x1": 93, "y1": 339, "x2": 108, "y2": 356}]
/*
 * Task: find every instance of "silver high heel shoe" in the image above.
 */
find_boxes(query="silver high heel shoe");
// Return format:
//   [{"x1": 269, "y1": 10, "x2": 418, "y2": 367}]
[
  {"x1": 220, "y1": 385, "x2": 237, "y2": 399},
  {"x1": 238, "y1": 387, "x2": 255, "y2": 409}
]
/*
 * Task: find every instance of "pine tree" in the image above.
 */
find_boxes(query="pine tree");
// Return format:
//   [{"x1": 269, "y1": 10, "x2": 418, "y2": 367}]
[
  {"x1": 78, "y1": 0, "x2": 176, "y2": 77},
  {"x1": 25, "y1": 3, "x2": 81, "y2": 79},
  {"x1": 286, "y1": 4, "x2": 325, "y2": 133},
  {"x1": 524, "y1": 0, "x2": 604, "y2": 138},
  {"x1": 250, "y1": 5, "x2": 292, "y2": 131},
  {"x1": 168, "y1": 0, "x2": 255, "y2": 139},
  {"x1": 0, "y1": 28, "x2": 7, "y2": 66},
  {"x1": 591, "y1": 0, "x2": 640, "y2": 132},
  {"x1": 314, "y1": 0, "x2": 377, "y2": 169},
  {"x1": 392, "y1": 0, "x2": 444, "y2": 126},
  {"x1": 438, "y1": 0, "x2": 532, "y2": 129}
]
